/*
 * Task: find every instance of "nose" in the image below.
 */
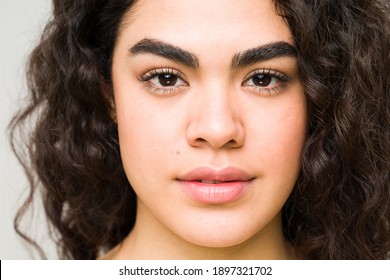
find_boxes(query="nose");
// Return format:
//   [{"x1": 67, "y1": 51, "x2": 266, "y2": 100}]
[{"x1": 185, "y1": 87, "x2": 245, "y2": 150}]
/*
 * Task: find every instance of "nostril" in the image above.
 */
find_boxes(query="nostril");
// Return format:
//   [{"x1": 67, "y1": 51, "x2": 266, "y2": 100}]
[
  {"x1": 195, "y1": 138, "x2": 207, "y2": 144},
  {"x1": 225, "y1": 139, "x2": 240, "y2": 148}
]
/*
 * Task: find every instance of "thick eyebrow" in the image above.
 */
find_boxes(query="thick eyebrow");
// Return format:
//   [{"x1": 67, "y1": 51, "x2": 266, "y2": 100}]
[
  {"x1": 129, "y1": 39, "x2": 296, "y2": 70},
  {"x1": 129, "y1": 38, "x2": 200, "y2": 68},
  {"x1": 231, "y1": 42, "x2": 297, "y2": 69}
]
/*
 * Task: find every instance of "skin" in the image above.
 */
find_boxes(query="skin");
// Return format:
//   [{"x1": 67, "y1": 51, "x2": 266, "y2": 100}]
[{"x1": 106, "y1": 0, "x2": 307, "y2": 259}]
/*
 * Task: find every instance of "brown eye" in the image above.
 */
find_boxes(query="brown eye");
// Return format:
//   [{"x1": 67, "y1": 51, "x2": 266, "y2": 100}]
[
  {"x1": 140, "y1": 68, "x2": 188, "y2": 95},
  {"x1": 251, "y1": 74, "x2": 272, "y2": 87},
  {"x1": 242, "y1": 69, "x2": 291, "y2": 95},
  {"x1": 158, "y1": 74, "x2": 178, "y2": 86}
]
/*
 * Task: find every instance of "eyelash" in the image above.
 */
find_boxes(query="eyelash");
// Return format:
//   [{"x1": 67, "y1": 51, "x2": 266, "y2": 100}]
[
  {"x1": 139, "y1": 67, "x2": 291, "y2": 96},
  {"x1": 139, "y1": 68, "x2": 188, "y2": 95},
  {"x1": 242, "y1": 68, "x2": 292, "y2": 95}
]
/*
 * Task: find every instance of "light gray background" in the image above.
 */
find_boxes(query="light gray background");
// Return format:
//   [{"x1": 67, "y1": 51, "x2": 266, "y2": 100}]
[{"x1": 0, "y1": 0, "x2": 55, "y2": 259}]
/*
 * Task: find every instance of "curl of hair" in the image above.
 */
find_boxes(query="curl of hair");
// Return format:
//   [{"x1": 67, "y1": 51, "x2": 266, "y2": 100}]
[
  {"x1": 9, "y1": 0, "x2": 390, "y2": 259},
  {"x1": 10, "y1": 0, "x2": 137, "y2": 259},
  {"x1": 275, "y1": 0, "x2": 390, "y2": 259}
]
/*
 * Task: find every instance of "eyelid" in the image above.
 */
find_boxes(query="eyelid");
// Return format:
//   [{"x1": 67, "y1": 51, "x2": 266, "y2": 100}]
[
  {"x1": 139, "y1": 67, "x2": 188, "y2": 83},
  {"x1": 242, "y1": 68, "x2": 292, "y2": 95},
  {"x1": 242, "y1": 68, "x2": 291, "y2": 83},
  {"x1": 138, "y1": 67, "x2": 189, "y2": 95}
]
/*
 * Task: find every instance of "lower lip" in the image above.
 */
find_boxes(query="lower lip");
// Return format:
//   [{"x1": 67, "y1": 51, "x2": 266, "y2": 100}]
[{"x1": 180, "y1": 180, "x2": 251, "y2": 204}]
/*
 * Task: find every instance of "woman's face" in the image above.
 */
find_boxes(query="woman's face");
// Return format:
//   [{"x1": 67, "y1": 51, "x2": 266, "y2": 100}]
[{"x1": 112, "y1": 0, "x2": 307, "y2": 250}]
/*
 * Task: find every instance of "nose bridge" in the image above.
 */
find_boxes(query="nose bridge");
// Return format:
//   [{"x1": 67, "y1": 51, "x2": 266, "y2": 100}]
[
  {"x1": 186, "y1": 82, "x2": 244, "y2": 149},
  {"x1": 205, "y1": 87, "x2": 235, "y2": 128}
]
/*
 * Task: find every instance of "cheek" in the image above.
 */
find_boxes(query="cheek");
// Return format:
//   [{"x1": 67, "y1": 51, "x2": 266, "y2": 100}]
[
  {"x1": 262, "y1": 99, "x2": 307, "y2": 185},
  {"x1": 243, "y1": 96, "x2": 307, "y2": 224},
  {"x1": 115, "y1": 94, "x2": 180, "y2": 184},
  {"x1": 267, "y1": 107, "x2": 307, "y2": 159}
]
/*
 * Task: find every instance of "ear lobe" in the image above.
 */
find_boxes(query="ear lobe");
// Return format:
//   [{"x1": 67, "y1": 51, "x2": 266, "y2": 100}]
[{"x1": 99, "y1": 76, "x2": 117, "y2": 123}]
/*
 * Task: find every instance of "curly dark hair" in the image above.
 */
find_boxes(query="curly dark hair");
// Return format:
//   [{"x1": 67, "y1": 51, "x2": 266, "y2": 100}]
[{"x1": 9, "y1": 0, "x2": 390, "y2": 259}]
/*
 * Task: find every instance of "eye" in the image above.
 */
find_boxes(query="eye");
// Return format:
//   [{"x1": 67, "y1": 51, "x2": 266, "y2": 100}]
[
  {"x1": 249, "y1": 74, "x2": 274, "y2": 87},
  {"x1": 139, "y1": 68, "x2": 188, "y2": 95},
  {"x1": 242, "y1": 69, "x2": 291, "y2": 95},
  {"x1": 155, "y1": 73, "x2": 179, "y2": 86}
]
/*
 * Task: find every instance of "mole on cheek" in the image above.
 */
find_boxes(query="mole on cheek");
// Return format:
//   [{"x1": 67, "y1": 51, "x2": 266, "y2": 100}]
[{"x1": 176, "y1": 151, "x2": 181, "y2": 155}]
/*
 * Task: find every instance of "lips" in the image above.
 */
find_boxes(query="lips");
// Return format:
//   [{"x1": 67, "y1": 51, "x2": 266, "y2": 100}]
[
  {"x1": 178, "y1": 167, "x2": 254, "y2": 204},
  {"x1": 196, "y1": 180, "x2": 231, "y2": 184}
]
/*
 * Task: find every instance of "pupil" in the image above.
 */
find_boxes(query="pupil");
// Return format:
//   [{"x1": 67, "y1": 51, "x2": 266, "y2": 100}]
[
  {"x1": 159, "y1": 74, "x2": 177, "y2": 86},
  {"x1": 253, "y1": 74, "x2": 271, "y2": 86}
]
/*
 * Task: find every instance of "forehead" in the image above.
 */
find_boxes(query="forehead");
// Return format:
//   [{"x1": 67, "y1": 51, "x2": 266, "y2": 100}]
[{"x1": 117, "y1": 0, "x2": 293, "y2": 57}]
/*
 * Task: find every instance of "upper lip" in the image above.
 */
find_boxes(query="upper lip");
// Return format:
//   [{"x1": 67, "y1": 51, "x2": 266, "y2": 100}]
[{"x1": 179, "y1": 167, "x2": 254, "y2": 182}]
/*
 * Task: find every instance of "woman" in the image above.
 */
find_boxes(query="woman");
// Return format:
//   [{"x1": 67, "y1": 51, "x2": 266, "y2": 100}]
[{"x1": 10, "y1": 0, "x2": 390, "y2": 259}]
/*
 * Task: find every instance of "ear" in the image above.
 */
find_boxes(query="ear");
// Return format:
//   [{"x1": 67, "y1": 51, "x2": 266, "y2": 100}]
[{"x1": 99, "y1": 75, "x2": 117, "y2": 123}]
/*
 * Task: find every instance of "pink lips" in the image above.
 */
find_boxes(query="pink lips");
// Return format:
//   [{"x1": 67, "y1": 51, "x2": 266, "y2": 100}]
[{"x1": 178, "y1": 167, "x2": 254, "y2": 204}]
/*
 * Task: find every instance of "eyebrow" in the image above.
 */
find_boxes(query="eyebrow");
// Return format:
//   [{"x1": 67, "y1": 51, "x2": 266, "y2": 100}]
[
  {"x1": 129, "y1": 38, "x2": 200, "y2": 68},
  {"x1": 231, "y1": 42, "x2": 297, "y2": 69},
  {"x1": 129, "y1": 38, "x2": 296, "y2": 69}
]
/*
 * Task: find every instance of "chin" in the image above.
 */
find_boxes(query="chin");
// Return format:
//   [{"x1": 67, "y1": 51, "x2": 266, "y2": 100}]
[
  {"x1": 176, "y1": 219, "x2": 262, "y2": 249},
  {"x1": 168, "y1": 208, "x2": 282, "y2": 251}
]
